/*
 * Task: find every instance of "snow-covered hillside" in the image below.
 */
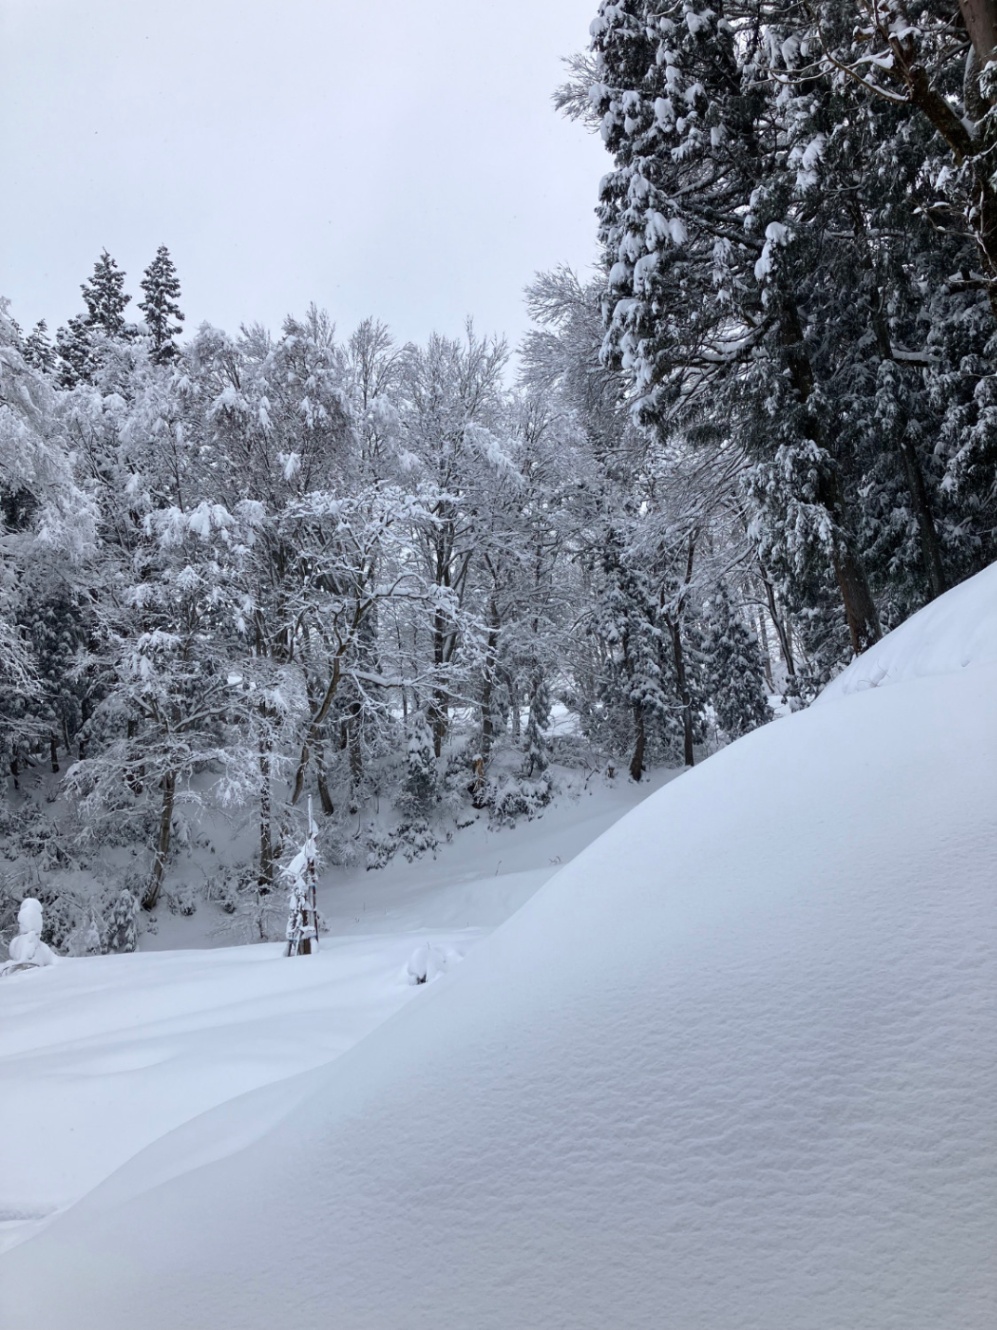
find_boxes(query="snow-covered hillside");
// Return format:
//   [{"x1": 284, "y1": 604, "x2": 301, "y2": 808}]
[{"x1": 2, "y1": 573, "x2": 996, "y2": 1328}]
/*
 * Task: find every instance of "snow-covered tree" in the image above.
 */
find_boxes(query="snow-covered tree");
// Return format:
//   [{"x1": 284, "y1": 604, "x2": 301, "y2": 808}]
[
  {"x1": 701, "y1": 589, "x2": 773, "y2": 742},
  {"x1": 139, "y1": 245, "x2": 184, "y2": 364},
  {"x1": 106, "y1": 889, "x2": 137, "y2": 953}
]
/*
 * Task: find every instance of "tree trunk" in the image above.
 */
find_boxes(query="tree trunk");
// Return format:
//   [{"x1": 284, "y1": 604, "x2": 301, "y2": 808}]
[
  {"x1": 897, "y1": 432, "x2": 948, "y2": 602},
  {"x1": 429, "y1": 604, "x2": 449, "y2": 759},
  {"x1": 759, "y1": 566, "x2": 796, "y2": 678},
  {"x1": 125, "y1": 717, "x2": 144, "y2": 795},
  {"x1": 629, "y1": 699, "x2": 647, "y2": 782},
  {"x1": 316, "y1": 742, "x2": 335, "y2": 817},
  {"x1": 959, "y1": 0, "x2": 997, "y2": 66},
  {"x1": 258, "y1": 733, "x2": 274, "y2": 894},
  {"x1": 144, "y1": 770, "x2": 176, "y2": 910},
  {"x1": 479, "y1": 596, "x2": 500, "y2": 763},
  {"x1": 668, "y1": 618, "x2": 695, "y2": 768},
  {"x1": 828, "y1": 535, "x2": 882, "y2": 656},
  {"x1": 49, "y1": 735, "x2": 59, "y2": 775},
  {"x1": 779, "y1": 295, "x2": 881, "y2": 655},
  {"x1": 755, "y1": 611, "x2": 775, "y2": 691}
]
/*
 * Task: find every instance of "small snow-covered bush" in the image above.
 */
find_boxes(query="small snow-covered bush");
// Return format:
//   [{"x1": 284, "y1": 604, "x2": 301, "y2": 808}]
[
  {"x1": 165, "y1": 882, "x2": 197, "y2": 916},
  {"x1": 488, "y1": 773, "x2": 554, "y2": 829},
  {"x1": 364, "y1": 819, "x2": 441, "y2": 871},
  {"x1": 106, "y1": 889, "x2": 138, "y2": 953}
]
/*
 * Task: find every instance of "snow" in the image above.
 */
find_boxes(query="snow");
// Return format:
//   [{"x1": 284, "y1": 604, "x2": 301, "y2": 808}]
[
  {"x1": 1, "y1": 580, "x2": 995, "y2": 1326},
  {"x1": 3, "y1": 898, "x2": 57, "y2": 973},
  {"x1": 0, "y1": 771, "x2": 670, "y2": 1240},
  {"x1": 819, "y1": 560, "x2": 997, "y2": 702}
]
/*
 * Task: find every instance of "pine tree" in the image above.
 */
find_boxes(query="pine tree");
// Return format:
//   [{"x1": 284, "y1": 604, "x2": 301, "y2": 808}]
[
  {"x1": 81, "y1": 250, "x2": 130, "y2": 336},
  {"x1": 524, "y1": 671, "x2": 551, "y2": 777},
  {"x1": 702, "y1": 590, "x2": 773, "y2": 742},
  {"x1": 139, "y1": 245, "x2": 184, "y2": 364},
  {"x1": 23, "y1": 321, "x2": 55, "y2": 374},
  {"x1": 399, "y1": 718, "x2": 439, "y2": 816},
  {"x1": 107, "y1": 889, "x2": 137, "y2": 953},
  {"x1": 55, "y1": 314, "x2": 95, "y2": 387}
]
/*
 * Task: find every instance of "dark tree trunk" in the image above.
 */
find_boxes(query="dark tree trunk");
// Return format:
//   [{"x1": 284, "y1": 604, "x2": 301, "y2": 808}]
[
  {"x1": 959, "y1": 0, "x2": 997, "y2": 67},
  {"x1": 479, "y1": 596, "x2": 500, "y2": 763},
  {"x1": 49, "y1": 735, "x2": 59, "y2": 775},
  {"x1": 759, "y1": 566, "x2": 796, "y2": 679},
  {"x1": 629, "y1": 700, "x2": 647, "y2": 782},
  {"x1": 668, "y1": 618, "x2": 695, "y2": 768},
  {"x1": 897, "y1": 432, "x2": 948, "y2": 602},
  {"x1": 258, "y1": 733, "x2": 274, "y2": 894},
  {"x1": 144, "y1": 770, "x2": 176, "y2": 910},
  {"x1": 316, "y1": 741, "x2": 335, "y2": 817},
  {"x1": 779, "y1": 296, "x2": 881, "y2": 655},
  {"x1": 828, "y1": 533, "x2": 882, "y2": 656}
]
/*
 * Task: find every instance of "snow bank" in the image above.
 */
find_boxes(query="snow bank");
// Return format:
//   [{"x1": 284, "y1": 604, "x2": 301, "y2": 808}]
[
  {"x1": 819, "y1": 559, "x2": 997, "y2": 701},
  {"x1": 3, "y1": 617, "x2": 995, "y2": 1325}
]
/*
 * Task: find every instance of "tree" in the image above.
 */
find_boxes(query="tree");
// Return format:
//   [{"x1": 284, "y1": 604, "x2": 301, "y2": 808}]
[
  {"x1": 23, "y1": 321, "x2": 55, "y2": 374},
  {"x1": 701, "y1": 589, "x2": 773, "y2": 741},
  {"x1": 139, "y1": 245, "x2": 184, "y2": 364},
  {"x1": 106, "y1": 889, "x2": 137, "y2": 953},
  {"x1": 81, "y1": 250, "x2": 130, "y2": 336}
]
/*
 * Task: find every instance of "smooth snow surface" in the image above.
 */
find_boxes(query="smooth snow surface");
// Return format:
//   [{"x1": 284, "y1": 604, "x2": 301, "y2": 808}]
[
  {"x1": 3, "y1": 591, "x2": 996, "y2": 1327},
  {"x1": 819, "y1": 559, "x2": 997, "y2": 700}
]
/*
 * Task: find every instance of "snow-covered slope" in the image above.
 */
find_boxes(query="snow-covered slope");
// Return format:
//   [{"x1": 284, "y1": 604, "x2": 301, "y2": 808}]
[
  {"x1": 819, "y1": 559, "x2": 997, "y2": 701},
  {"x1": 3, "y1": 587, "x2": 996, "y2": 1328}
]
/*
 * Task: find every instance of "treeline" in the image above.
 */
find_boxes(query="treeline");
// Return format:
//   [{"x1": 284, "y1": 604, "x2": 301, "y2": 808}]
[
  {"x1": 6, "y1": 0, "x2": 997, "y2": 924},
  {"x1": 2, "y1": 251, "x2": 774, "y2": 918}
]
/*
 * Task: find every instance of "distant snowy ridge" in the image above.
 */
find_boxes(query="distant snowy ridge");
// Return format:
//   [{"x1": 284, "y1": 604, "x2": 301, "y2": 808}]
[{"x1": 819, "y1": 559, "x2": 997, "y2": 702}]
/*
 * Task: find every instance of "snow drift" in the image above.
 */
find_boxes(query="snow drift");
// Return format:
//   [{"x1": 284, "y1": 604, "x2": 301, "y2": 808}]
[
  {"x1": 819, "y1": 557, "x2": 997, "y2": 700},
  {"x1": 3, "y1": 579, "x2": 996, "y2": 1328}
]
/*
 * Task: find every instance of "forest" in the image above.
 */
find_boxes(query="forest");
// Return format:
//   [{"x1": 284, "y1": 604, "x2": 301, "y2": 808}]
[{"x1": 2, "y1": 0, "x2": 997, "y2": 951}]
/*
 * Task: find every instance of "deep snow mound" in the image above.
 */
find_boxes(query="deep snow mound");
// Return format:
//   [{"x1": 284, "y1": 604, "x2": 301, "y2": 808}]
[
  {"x1": 2, "y1": 624, "x2": 996, "y2": 1327},
  {"x1": 819, "y1": 558, "x2": 997, "y2": 701}
]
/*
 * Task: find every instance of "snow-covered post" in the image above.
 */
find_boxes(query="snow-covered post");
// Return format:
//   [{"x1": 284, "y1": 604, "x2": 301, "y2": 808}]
[
  {"x1": 283, "y1": 799, "x2": 320, "y2": 957},
  {"x1": 1, "y1": 898, "x2": 58, "y2": 976}
]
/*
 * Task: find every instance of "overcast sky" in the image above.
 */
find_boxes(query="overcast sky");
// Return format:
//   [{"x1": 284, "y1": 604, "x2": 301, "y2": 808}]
[{"x1": 1, "y1": 0, "x2": 606, "y2": 353}]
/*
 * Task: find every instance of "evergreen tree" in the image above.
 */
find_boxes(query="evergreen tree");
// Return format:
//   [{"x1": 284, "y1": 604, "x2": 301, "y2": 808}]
[
  {"x1": 399, "y1": 718, "x2": 439, "y2": 816},
  {"x1": 23, "y1": 321, "x2": 55, "y2": 374},
  {"x1": 523, "y1": 671, "x2": 551, "y2": 777},
  {"x1": 107, "y1": 889, "x2": 137, "y2": 953},
  {"x1": 139, "y1": 245, "x2": 184, "y2": 364},
  {"x1": 701, "y1": 590, "x2": 773, "y2": 742},
  {"x1": 55, "y1": 314, "x2": 95, "y2": 387},
  {"x1": 81, "y1": 249, "x2": 130, "y2": 336}
]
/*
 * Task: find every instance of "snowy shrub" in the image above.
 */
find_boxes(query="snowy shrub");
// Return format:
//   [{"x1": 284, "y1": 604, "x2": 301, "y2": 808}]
[
  {"x1": 106, "y1": 889, "x2": 138, "y2": 953},
  {"x1": 488, "y1": 773, "x2": 554, "y2": 828},
  {"x1": 398, "y1": 819, "x2": 440, "y2": 863},
  {"x1": 166, "y1": 882, "x2": 197, "y2": 916},
  {"x1": 364, "y1": 819, "x2": 440, "y2": 871}
]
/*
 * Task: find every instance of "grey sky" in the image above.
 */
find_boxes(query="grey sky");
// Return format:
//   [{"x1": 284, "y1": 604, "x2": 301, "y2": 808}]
[{"x1": 2, "y1": 0, "x2": 606, "y2": 353}]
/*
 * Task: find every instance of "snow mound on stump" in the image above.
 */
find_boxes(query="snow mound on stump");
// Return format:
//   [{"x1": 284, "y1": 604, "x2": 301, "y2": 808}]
[
  {"x1": 3, "y1": 626, "x2": 996, "y2": 1325},
  {"x1": 819, "y1": 558, "x2": 997, "y2": 701},
  {"x1": 403, "y1": 941, "x2": 461, "y2": 985}
]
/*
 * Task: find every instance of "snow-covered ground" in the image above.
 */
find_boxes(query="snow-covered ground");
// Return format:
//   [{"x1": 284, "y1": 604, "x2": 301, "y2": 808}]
[
  {"x1": 2, "y1": 568, "x2": 996, "y2": 1328},
  {"x1": 0, "y1": 767, "x2": 674, "y2": 1252}
]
